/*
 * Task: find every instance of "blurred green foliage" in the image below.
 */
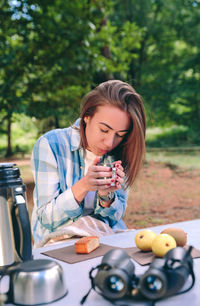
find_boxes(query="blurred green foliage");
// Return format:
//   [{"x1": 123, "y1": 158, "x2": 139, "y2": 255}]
[
  {"x1": 0, "y1": 0, "x2": 200, "y2": 156},
  {"x1": 146, "y1": 125, "x2": 200, "y2": 147}
]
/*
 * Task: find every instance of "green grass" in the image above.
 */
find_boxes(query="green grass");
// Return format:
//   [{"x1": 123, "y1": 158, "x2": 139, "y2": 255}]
[
  {"x1": 146, "y1": 150, "x2": 200, "y2": 170},
  {"x1": 130, "y1": 217, "x2": 167, "y2": 228},
  {"x1": 148, "y1": 217, "x2": 166, "y2": 225},
  {"x1": 146, "y1": 125, "x2": 200, "y2": 169}
]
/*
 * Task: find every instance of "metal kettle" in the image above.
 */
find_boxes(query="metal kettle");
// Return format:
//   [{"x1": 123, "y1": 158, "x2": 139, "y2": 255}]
[{"x1": 0, "y1": 163, "x2": 32, "y2": 271}]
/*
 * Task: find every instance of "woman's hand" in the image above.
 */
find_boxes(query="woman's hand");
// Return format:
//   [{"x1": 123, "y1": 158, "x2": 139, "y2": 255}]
[
  {"x1": 72, "y1": 157, "x2": 125, "y2": 204},
  {"x1": 112, "y1": 160, "x2": 125, "y2": 190},
  {"x1": 83, "y1": 157, "x2": 113, "y2": 192},
  {"x1": 96, "y1": 159, "x2": 125, "y2": 196},
  {"x1": 96, "y1": 159, "x2": 125, "y2": 208}
]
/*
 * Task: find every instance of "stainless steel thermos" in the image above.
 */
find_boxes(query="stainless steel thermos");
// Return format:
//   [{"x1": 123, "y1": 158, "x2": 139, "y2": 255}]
[
  {"x1": 0, "y1": 162, "x2": 32, "y2": 270},
  {"x1": 0, "y1": 163, "x2": 68, "y2": 305}
]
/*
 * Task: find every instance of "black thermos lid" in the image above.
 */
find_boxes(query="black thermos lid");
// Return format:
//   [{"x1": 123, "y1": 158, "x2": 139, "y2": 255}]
[{"x1": 0, "y1": 163, "x2": 23, "y2": 187}]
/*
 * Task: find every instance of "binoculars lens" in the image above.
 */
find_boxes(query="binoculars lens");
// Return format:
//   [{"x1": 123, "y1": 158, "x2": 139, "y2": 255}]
[
  {"x1": 107, "y1": 275, "x2": 125, "y2": 292},
  {"x1": 140, "y1": 271, "x2": 167, "y2": 300},
  {"x1": 144, "y1": 275, "x2": 163, "y2": 292}
]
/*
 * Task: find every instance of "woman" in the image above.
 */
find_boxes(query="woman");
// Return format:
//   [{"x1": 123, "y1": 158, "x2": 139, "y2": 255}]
[{"x1": 31, "y1": 80, "x2": 146, "y2": 245}]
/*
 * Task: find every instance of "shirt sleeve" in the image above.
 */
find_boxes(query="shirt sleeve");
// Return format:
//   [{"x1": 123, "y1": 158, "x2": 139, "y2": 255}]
[
  {"x1": 94, "y1": 188, "x2": 129, "y2": 228},
  {"x1": 31, "y1": 136, "x2": 82, "y2": 234}
]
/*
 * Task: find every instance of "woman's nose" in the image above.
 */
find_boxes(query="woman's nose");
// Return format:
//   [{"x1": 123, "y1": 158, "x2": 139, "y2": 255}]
[{"x1": 104, "y1": 134, "x2": 116, "y2": 149}]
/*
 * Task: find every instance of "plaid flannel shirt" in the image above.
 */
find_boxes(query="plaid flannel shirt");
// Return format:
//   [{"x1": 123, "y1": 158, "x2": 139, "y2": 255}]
[{"x1": 31, "y1": 119, "x2": 128, "y2": 244}]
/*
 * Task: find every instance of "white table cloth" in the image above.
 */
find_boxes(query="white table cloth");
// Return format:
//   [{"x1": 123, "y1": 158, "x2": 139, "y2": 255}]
[{"x1": 5, "y1": 219, "x2": 200, "y2": 306}]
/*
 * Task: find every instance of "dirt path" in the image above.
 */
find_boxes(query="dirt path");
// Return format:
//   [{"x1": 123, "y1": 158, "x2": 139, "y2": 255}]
[
  {"x1": 0, "y1": 157, "x2": 31, "y2": 166},
  {"x1": 125, "y1": 161, "x2": 200, "y2": 228}
]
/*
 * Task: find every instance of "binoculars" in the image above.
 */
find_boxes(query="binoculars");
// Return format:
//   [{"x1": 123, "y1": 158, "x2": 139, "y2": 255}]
[{"x1": 82, "y1": 246, "x2": 195, "y2": 303}]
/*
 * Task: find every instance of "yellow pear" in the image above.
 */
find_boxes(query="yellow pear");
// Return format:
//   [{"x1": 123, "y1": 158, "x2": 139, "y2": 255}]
[
  {"x1": 152, "y1": 233, "x2": 177, "y2": 257},
  {"x1": 135, "y1": 229, "x2": 157, "y2": 251}
]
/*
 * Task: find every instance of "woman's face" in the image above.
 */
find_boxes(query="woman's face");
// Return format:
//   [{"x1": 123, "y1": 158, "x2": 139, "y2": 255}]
[{"x1": 84, "y1": 105, "x2": 130, "y2": 156}]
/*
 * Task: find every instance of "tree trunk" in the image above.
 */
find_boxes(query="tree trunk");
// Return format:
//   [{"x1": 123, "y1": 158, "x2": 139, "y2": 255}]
[
  {"x1": 54, "y1": 115, "x2": 59, "y2": 128},
  {"x1": 5, "y1": 114, "x2": 12, "y2": 157}
]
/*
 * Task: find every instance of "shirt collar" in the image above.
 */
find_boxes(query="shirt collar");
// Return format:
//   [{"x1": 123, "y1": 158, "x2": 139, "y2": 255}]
[{"x1": 70, "y1": 118, "x2": 82, "y2": 152}]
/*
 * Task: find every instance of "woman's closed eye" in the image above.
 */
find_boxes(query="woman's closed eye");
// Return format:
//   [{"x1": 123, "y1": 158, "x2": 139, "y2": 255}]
[
  {"x1": 100, "y1": 128, "x2": 126, "y2": 138},
  {"x1": 116, "y1": 132, "x2": 127, "y2": 138},
  {"x1": 100, "y1": 128, "x2": 109, "y2": 134}
]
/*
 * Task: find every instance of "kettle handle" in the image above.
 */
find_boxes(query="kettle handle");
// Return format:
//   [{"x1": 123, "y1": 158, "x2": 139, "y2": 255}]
[
  {"x1": 16, "y1": 202, "x2": 33, "y2": 261},
  {"x1": 0, "y1": 263, "x2": 21, "y2": 304}
]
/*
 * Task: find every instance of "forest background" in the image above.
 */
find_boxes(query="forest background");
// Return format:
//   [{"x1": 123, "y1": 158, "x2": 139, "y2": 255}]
[{"x1": 0, "y1": 0, "x2": 200, "y2": 228}]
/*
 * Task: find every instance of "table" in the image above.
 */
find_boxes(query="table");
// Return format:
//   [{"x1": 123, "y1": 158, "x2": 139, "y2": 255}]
[{"x1": 5, "y1": 219, "x2": 200, "y2": 305}]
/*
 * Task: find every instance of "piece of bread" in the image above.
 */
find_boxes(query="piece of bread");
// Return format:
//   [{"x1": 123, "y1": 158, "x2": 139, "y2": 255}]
[{"x1": 75, "y1": 236, "x2": 100, "y2": 254}]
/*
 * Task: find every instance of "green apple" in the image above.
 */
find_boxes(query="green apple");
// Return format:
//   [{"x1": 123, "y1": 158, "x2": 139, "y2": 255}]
[
  {"x1": 135, "y1": 229, "x2": 157, "y2": 251},
  {"x1": 152, "y1": 233, "x2": 177, "y2": 257}
]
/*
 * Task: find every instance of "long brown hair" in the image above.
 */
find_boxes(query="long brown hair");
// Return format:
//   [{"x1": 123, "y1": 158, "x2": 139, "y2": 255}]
[{"x1": 79, "y1": 80, "x2": 146, "y2": 188}]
